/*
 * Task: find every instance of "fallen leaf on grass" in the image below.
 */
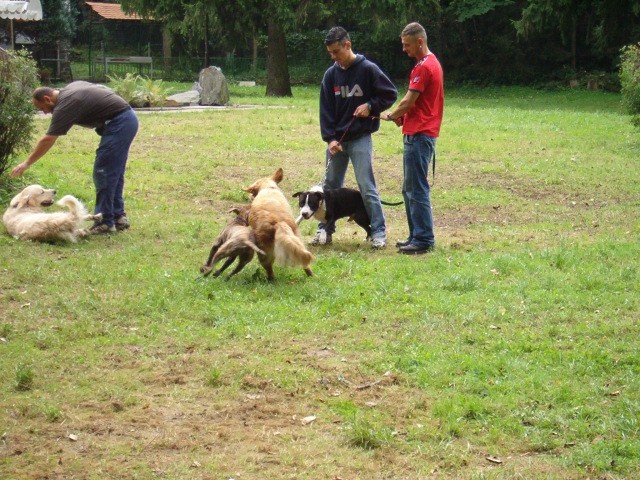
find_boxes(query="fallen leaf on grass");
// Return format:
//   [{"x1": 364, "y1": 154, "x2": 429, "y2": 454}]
[
  {"x1": 608, "y1": 391, "x2": 621, "y2": 396},
  {"x1": 301, "y1": 415, "x2": 316, "y2": 425},
  {"x1": 68, "y1": 434, "x2": 78, "y2": 442},
  {"x1": 486, "y1": 456, "x2": 502, "y2": 464}
]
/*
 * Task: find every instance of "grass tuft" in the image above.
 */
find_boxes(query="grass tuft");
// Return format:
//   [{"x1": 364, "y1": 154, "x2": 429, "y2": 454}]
[{"x1": 14, "y1": 363, "x2": 34, "y2": 392}]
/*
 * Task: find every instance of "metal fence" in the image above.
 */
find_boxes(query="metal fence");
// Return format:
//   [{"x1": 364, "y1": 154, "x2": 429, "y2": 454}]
[{"x1": 66, "y1": 55, "x2": 271, "y2": 83}]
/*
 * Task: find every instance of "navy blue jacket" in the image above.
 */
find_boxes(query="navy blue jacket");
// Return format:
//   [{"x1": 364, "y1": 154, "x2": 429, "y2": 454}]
[{"x1": 320, "y1": 54, "x2": 397, "y2": 143}]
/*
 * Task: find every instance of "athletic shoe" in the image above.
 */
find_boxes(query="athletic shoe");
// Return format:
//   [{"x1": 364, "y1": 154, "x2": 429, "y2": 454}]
[
  {"x1": 90, "y1": 223, "x2": 116, "y2": 235},
  {"x1": 310, "y1": 229, "x2": 331, "y2": 245},
  {"x1": 371, "y1": 237, "x2": 387, "y2": 249}
]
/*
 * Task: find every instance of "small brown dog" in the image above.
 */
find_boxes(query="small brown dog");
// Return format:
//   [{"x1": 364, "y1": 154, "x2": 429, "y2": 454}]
[
  {"x1": 243, "y1": 168, "x2": 314, "y2": 280},
  {"x1": 200, "y1": 207, "x2": 265, "y2": 280}
]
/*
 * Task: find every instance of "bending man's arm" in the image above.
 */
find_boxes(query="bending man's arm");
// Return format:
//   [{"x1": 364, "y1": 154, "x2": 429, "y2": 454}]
[{"x1": 10, "y1": 134, "x2": 58, "y2": 177}]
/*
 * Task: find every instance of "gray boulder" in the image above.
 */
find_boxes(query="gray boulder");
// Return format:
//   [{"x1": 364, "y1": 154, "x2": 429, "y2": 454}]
[
  {"x1": 199, "y1": 66, "x2": 230, "y2": 106},
  {"x1": 165, "y1": 90, "x2": 201, "y2": 107}
]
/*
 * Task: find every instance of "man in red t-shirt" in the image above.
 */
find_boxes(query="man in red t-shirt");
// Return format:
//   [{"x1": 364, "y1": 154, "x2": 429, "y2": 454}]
[{"x1": 384, "y1": 22, "x2": 444, "y2": 255}]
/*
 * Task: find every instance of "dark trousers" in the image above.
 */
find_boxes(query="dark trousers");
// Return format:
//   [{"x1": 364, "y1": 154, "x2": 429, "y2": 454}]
[{"x1": 93, "y1": 108, "x2": 138, "y2": 226}]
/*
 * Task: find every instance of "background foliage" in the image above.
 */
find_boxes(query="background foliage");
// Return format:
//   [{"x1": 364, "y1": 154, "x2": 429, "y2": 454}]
[
  {"x1": 6, "y1": 0, "x2": 635, "y2": 86},
  {"x1": 0, "y1": 50, "x2": 39, "y2": 176},
  {"x1": 620, "y1": 42, "x2": 640, "y2": 126}
]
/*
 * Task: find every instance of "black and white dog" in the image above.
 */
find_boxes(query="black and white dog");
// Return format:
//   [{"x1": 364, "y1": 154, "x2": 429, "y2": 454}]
[{"x1": 293, "y1": 186, "x2": 402, "y2": 241}]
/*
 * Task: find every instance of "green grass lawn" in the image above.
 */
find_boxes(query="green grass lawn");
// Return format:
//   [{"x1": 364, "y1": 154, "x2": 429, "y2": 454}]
[{"x1": 1, "y1": 85, "x2": 638, "y2": 479}]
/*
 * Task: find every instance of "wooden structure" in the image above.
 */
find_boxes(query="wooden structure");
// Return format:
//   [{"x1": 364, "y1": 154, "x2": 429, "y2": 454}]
[
  {"x1": 0, "y1": 0, "x2": 42, "y2": 49},
  {"x1": 84, "y1": 2, "x2": 157, "y2": 80}
]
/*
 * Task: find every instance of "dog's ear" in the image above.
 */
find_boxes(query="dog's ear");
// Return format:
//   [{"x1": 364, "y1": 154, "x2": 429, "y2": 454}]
[
  {"x1": 272, "y1": 168, "x2": 284, "y2": 184},
  {"x1": 243, "y1": 186, "x2": 258, "y2": 197},
  {"x1": 11, "y1": 194, "x2": 31, "y2": 209},
  {"x1": 292, "y1": 192, "x2": 302, "y2": 198}
]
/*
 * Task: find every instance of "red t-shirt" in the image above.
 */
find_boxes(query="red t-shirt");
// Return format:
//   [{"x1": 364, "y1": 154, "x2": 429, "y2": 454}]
[{"x1": 402, "y1": 54, "x2": 444, "y2": 137}]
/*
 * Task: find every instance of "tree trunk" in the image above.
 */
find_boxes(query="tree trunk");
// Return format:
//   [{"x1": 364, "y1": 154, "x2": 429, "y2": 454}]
[
  {"x1": 252, "y1": 30, "x2": 258, "y2": 80},
  {"x1": 266, "y1": 20, "x2": 292, "y2": 97},
  {"x1": 204, "y1": 12, "x2": 210, "y2": 68},
  {"x1": 571, "y1": 15, "x2": 577, "y2": 71},
  {"x1": 59, "y1": 38, "x2": 73, "y2": 83},
  {"x1": 162, "y1": 25, "x2": 172, "y2": 73}
]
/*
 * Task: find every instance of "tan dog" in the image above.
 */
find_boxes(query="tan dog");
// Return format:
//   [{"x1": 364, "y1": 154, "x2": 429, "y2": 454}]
[
  {"x1": 243, "y1": 168, "x2": 314, "y2": 280},
  {"x1": 200, "y1": 206, "x2": 265, "y2": 280},
  {"x1": 3, "y1": 184, "x2": 101, "y2": 242}
]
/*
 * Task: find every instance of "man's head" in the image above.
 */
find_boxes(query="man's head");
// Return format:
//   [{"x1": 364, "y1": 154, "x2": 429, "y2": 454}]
[
  {"x1": 401, "y1": 22, "x2": 428, "y2": 59},
  {"x1": 324, "y1": 26, "x2": 354, "y2": 69},
  {"x1": 32, "y1": 87, "x2": 58, "y2": 114}
]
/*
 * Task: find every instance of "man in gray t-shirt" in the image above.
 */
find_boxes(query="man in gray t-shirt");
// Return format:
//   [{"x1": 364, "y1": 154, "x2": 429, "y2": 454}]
[{"x1": 11, "y1": 81, "x2": 139, "y2": 234}]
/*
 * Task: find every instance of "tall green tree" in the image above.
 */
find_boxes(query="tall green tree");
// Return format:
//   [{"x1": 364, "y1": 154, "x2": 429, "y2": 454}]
[
  {"x1": 515, "y1": 0, "x2": 640, "y2": 71},
  {"x1": 121, "y1": 0, "x2": 327, "y2": 96},
  {"x1": 36, "y1": 0, "x2": 77, "y2": 81}
]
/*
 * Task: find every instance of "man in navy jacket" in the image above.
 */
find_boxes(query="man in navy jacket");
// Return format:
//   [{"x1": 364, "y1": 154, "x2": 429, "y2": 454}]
[{"x1": 316, "y1": 27, "x2": 397, "y2": 248}]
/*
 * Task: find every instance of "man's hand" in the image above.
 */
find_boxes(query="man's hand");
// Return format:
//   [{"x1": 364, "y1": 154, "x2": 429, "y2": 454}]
[
  {"x1": 353, "y1": 102, "x2": 371, "y2": 118},
  {"x1": 10, "y1": 134, "x2": 58, "y2": 177},
  {"x1": 328, "y1": 140, "x2": 342, "y2": 156},
  {"x1": 384, "y1": 112, "x2": 403, "y2": 127},
  {"x1": 10, "y1": 162, "x2": 30, "y2": 177}
]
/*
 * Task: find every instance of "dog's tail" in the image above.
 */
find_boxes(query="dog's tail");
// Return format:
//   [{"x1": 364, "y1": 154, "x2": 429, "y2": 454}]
[
  {"x1": 274, "y1": 222, "x2": 314, "y2": 268},
  {"x1": 56, "y1": 195, "x2": 88, "y2": 219},
  {"x1": 243, "y1": 239, "x2": 265, "y2": 256}
]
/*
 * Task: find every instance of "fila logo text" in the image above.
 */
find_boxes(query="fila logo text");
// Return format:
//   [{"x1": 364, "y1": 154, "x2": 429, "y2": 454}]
[{"x1": 334, "y1": 85, "x2": 364, "y2": 97}]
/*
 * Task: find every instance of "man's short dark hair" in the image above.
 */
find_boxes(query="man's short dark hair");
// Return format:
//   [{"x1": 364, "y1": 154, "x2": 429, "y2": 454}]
[
  {"x1": 33, "y1": 87, "x2": 56, "y2": 102},
  {"x1": 324, "y1": 27, "x2": 350, "y2": 46}
]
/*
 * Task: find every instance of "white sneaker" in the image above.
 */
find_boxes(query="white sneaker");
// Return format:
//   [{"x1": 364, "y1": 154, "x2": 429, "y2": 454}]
[
  {"x1": 371, "y1": 237, "x2": 387, "y2": 249},
  {"x1": 310, "y1": 229, "x2": 331, "y2": 245}
]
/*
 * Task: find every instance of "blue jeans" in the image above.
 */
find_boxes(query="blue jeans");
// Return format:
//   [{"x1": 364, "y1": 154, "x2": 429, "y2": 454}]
[
  {"x1": 320, "y1": 135, "x2": 386, "y2": 239},
  {"x1": 93, "y1": 108, "x2": 138, "y2": 226},
  {"x1": 403, "y1": 134, "x2": 436, "y2": 248}
]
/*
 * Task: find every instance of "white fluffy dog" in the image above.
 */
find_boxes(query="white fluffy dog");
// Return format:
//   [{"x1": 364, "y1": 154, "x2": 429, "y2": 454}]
[{"x1": 3, "y1": 184, "x2": 101, "y2": 242}]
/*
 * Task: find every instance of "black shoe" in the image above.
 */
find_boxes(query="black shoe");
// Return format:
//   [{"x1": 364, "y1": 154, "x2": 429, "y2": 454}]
[
  {"x1": 398, "y1": 243, "x2": 434, "y2": 255},
  {"x1": 396, "y1": 239, "x2": 411, "y2": 248}
]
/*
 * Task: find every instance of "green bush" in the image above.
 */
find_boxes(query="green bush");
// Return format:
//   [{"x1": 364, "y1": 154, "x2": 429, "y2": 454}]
[
  {"x1": 0, "y1": 50, "x2": 39, "y2": 176},
  {"x1": 107, "y1": 73, "x2": 171, "y2": 107},
  {"x1": 620, "y1": 43, "x2": 640, "y2": 127}
]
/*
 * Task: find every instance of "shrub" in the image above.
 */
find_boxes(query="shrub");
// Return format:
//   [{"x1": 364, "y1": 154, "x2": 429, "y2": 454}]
[
  {"x1": 0, "y1": 49, "x2": 39, "y2": 176},
  {"x1": 107, "y1": 72, "x2": 141, "y2": 105},
  {"x1": 107, "y1": 73, "x2": 171, "y2": 107},
  {"x1": 620, "y1": 43, "x2": 640, "y2": 127}
]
